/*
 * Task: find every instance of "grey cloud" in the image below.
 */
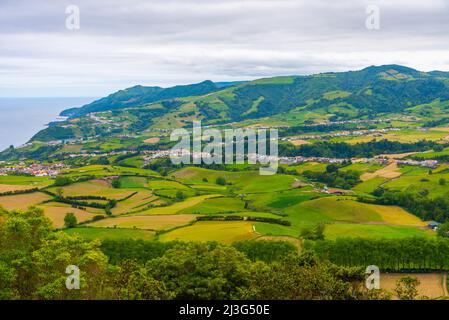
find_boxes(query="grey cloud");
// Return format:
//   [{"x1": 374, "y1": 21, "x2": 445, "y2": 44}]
[{"x1": 1, "y1": 0, "x2": 449, "y2": 96}]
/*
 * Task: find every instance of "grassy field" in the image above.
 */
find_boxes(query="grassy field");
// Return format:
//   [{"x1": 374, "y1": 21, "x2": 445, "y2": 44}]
[
  {"x1": 111, "y1": 191, "x2": 158, "y2": 215},
  {"x1": 331, "y1": 128, "x2": 449, "y2": 144},
  {"x1": 118, "y1": 176, "x2": 147, "y2": 188},
  {"x1": 361, "y1": 163, "x2": 402, "y2": 181},
  {"x1": 250, "y1": 196, "x2": 429, "y2": 238},
  {"x1": 0, "y1": 175, "x2": 53, "y2": 186},
  {"x1": 159, "y1": 221, "x2": 258, "y2": 244},
  {"x1": 63, "y1": 227, "x2": 155, "y2": 240},
  {"x1": 87, "y1": 214, "x2": 197, "y2": 230},
  {"x1": 0, "y1": 184, "x2": 38, "y2": 192},
  {"x1": 48, "y1": 180, "x2": 136, "y2": 199},
  {"x1": 172, "y1": 167, "x2": 297, "y2": 193},
  {"x1": 38, "y1": 203, "x2": 99, "y2": 228},
  {"x1": 179, "y1": 197, "x2": 246, "y2": 214},
  {"x1": 384, "y1": 168, "x2": 449, "y2": 198},
  {"x1": 324, "y1": 223, "x2": 431, "y2": 240},
  {"x1": 137, "y1": 194, "x2": 221, "y2": 215},
  {"x1": 147, "y1": 179, "x2": 190, "y2": 190},
  {"x1": 0, "y1": 192, "x2": 52, "y2": 210},
  {"x1": 62, "y1": 165, "x2": 159, "y2": 178},
  {"x1": 353, "y1": 177, "x2": 388, "y2": 194}
]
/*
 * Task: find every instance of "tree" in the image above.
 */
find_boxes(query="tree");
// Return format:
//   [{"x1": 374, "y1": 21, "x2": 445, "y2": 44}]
[
  {"x1": 314, "y1": 223, "x2": 326, "y2": 241},
  {"x1": 111, "y1": 178, "x2": 121, "y2": 189},
  {"x1": 437, "y1": 222, "x2": 449, "y2": 238},
  {"x1": 0, "y1": 206, "x2": 109, "y2": 299},
  {"x1": 215, "y1": 176, "x2": 226, "y2": 186},
  {"x1": 146, "y1": 243, "x2": 252, "y2": 299},
  {"x1": 64, "y1": 213, "x2": 77, "y2": 228},
  {"x1": 326, "y1": 164, "x2": 339, "y2": 173},
  {"x1": 395, "y1": 276, "x2": 420, "y2": 300},
  {"x1": 105, "y1": 206, "x2": 112, "y2": 216},
  {"x1": 54, "y1": 176, "x2": 71, "y2": 187},
  {"x1": 55, "y1": 187, "x2": 64, "y2": 199},
  {"x1": 95, "y1": 156, "x2": 110, "y2": 165},
  {"x1": 300, "y1": 223, "x2": 325, "y2": 240},
  {"x1": 175, "y1": 191, "x2": 186, "y2": 200},
  {"x1": 439, "y1": 178, "x2": 446, "y2": 186},
  {"x1": 112, "y1": 260, "x2": 172, "y2": 300}
]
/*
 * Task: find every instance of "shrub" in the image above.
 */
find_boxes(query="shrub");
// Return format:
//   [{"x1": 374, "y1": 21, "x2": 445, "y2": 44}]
[{"x1": 64, "y1": 213, "x2": 77, "y2": 228}]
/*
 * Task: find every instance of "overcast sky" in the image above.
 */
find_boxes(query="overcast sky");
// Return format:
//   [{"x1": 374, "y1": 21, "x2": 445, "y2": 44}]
[{"x1": 1, "y1": 0, "x2": 449, "y2": 97}]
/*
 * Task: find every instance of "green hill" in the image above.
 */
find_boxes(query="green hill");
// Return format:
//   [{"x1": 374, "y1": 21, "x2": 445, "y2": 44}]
[
  {"x1": 60, "y1": 80, "x2": 241, "y2": 118},
  {"x1": 4, "y1": 64, "x2": 449, "y2": 159}
]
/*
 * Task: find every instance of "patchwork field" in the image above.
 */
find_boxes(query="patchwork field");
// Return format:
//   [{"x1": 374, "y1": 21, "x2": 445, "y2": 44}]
[
  {"x1": 88, "y1": 214, "x2": 197, "y2": 230},
  {"x1": 324, "y1": 223, "x2": 431, "y2": 240},
  {"x1": 0, "y1": 175, "x2": 53, "y2": 186},
  {"x1": 159, "y1": 221, "x2": 259, "y2": 244},
  {"x1": 353, "y1": 177, "x2": 388, "y2": 194},
  {"x1": 179, "y1": 197, "x2": 246, "y2": 214},
  {"x1": 0, "y1": 184, "x2": 37, "y2": 192},
  {"x1": 143, "y1": 137, "x2": 160, "y2": 144},
  {"x1": 38, "y1": 203, "x2": 99, "y2": 228},
  {"x1": 0, "y1": 192, "x2": 51, "y2": 210},
  {"x1": 48, "y1": 180, "x2": 136, "y2": 200},
  {"x1": 361, "y1": 162, "x2": 402, "y2": 181},
  {"x1": 63, "y1": 227, "x2": 156, "y2": 241},
  {"x1": 111, "y1": 191, "x2": 158, "y2": 215},
  {"x1": 137, "y1": 194, "x2": 221, "y2": 215},
  {"x1": 383, "y1": 168, "x2": 449, "y2": 198}
]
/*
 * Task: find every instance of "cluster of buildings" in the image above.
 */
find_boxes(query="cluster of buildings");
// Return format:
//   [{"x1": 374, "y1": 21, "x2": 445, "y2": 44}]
[
  {"x1": 279, "y1": 156, "x2": 349, "y2": 165},
  {"x1": 142, "y1": 150, "x2": 171, "y2": 165},
  {"x1": 396, "y1": 159, "x2": 439, "y2": 169},
  {"x1": 0, "y1": 163, "x2": 67, "y2": 177},
  {"x1": 284, "y1": 128, "x2": 401, "y2": 141},
  {"x1": 278, "y1": 155, "x2": 439, "y2": 169}
]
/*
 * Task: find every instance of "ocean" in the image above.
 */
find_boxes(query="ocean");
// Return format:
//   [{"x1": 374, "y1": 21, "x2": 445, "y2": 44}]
[{"x1": 0, "y1": 97, "x2": 97, "y2": 152}]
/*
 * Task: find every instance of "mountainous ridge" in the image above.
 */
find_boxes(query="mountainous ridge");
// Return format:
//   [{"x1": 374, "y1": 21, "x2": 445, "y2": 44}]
[
  {"x1": 3, "y1": 64, "x2": 449, "y2": 160},
  {"x1": 60, "y1": 80, "x2": 241, "y2": 118}
]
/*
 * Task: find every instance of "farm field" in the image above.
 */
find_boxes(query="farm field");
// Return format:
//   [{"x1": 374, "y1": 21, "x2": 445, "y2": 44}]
[
  {"x1": 380, "y1": 273, "x2": 447, "y2": 299},
  {"x1": 330, "y1": 128, "x2": 449, "y2": 144},
  {"x1": 87, "y1": 214, "x2": 197, "y2": 230},
  {"x1": 323, "y1": 223, "x2": 431, "y2": 240},
  {"x1": 361, "y1": 162, "x2": 402, "y2": 181},
  {"x1": 136, "y1": 194, "x2": 221, "y2": 215},
  {"x1": 38, "y1": 203, "x2": 99, "y2": 228},
  {"x1": 0, "y1": 192, "x2": 52, "y2": 210},
  {"x1": 0, "y1": 184, "x2": 37, "y2": 192},
  {"x1": 383, "y1": 169, "x2": 449, "y2": 198},
  {"x1": 111, "y1": 191, "x2": 158, "y2": 215},
  {"x1": 0, "y1": 175, "x2": 53, "y2": 186},
  {"x1": 179, "y1": 196, "x2": 246, "y2": 214},
  {"x1": 63, "y1": 227, "x2": 156, "y2": 240},
  {"x1": 48, "y1": 180, "x2": 137, "y2": 199},
  {"x1": 61, "y1": 165, "x2": 159, "y2": 178},
  {"x1": 159, "y1": 221, "x2": 259, "y2": 244},
  {"x1": 352, "y1": 177, "x2": 387, "y2": 194},
  {"x1": 171, "y1": 167, "x2": 297, "y2": 193}
]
